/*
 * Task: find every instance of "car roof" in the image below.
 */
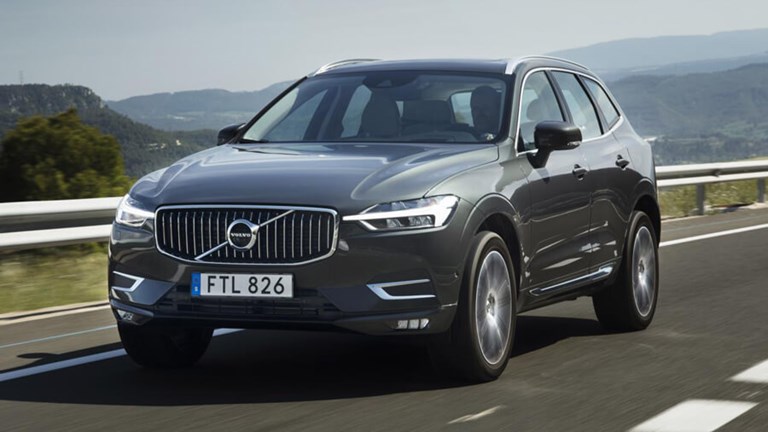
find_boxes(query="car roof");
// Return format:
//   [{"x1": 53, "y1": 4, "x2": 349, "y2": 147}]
[{"x1": 311, "y1": 56, "x2": 591, "y2": 77}]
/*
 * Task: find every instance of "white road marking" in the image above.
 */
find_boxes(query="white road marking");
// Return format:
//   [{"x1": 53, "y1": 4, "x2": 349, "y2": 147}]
[
  {"x1": 659, "y1": 223, "x2": 768, "y2": 248},
  {"x1": 629, "y1": 399, "x2": 757, "y2": 432},
  {"x1": 447, "y1": 405, "x2": 503, "y2": 425},
  {"x1": 731, "y1": 359, "x2": 768, "y2": 384},
  {"x1": 0, "y1": 304, "x2": 111, "y2": 326},
  {"x1": 0, "y1": 328, "x2": 242, "y2": 383},
  {"x1": 0, "y1": 349, "x2": 127, "y2": 383},
  {"x1": 0, "y1": 325, "x2": 116, "y2": 350}
]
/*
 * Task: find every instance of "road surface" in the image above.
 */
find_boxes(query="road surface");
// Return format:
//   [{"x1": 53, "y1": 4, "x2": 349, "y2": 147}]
[{"x1": 1, "y1": 208, "x2": 768, "y2": 431}]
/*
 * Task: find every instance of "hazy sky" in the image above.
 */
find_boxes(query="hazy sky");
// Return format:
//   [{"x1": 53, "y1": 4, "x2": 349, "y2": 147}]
[{"x1": 1, "y1": 0, "x2": 766, "y2": 100}]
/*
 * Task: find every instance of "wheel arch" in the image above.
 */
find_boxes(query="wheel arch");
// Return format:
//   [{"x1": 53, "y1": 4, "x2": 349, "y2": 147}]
[
  {"x1": 463, "y1": 194, "x2": 526, "y2": 292},
  {"x1": 631, "y1": 182, "x2": 661, "y2": 244}
]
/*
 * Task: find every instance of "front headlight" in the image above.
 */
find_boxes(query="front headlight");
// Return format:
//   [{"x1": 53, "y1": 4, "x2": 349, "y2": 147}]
[
  {"x1": 115, "y1": 194, "x2": 155, "y2": 228},
  {"x1": 343, "y1": 195, "x2": 459, "y2": 231}
]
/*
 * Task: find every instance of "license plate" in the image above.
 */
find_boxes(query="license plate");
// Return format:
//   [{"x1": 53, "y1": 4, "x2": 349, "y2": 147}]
[{"x1": 191, "y1": 273, "x2": 293, "y2": 298}]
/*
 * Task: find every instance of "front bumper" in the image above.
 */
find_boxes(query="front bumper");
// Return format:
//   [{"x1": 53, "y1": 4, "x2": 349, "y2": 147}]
[{"x1": 108, "y1": 202, "x2": 472, "y2": 335}]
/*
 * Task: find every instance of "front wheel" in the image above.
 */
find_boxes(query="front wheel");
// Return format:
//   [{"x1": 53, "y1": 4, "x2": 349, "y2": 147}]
[
  {"x1": 592, "y1": 211, "x2": 659, "y2": 331},
  {"x1": 118, "y1": 323, "x2": 213, "y2": 368},
  {"x1": 429, "y1": 231, "x2": 516, "y2": 382}
]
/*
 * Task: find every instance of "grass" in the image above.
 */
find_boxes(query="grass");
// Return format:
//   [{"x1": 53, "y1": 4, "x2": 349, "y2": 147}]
[
  {"x1": 0, "y1": 245, "x2": 108, "y2": 314},
  {"x1": 659, "y1": 179, "x2": 763, "y2": 218}
]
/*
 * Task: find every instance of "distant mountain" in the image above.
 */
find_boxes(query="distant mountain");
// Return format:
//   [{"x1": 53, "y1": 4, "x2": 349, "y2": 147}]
[
  {"x1": 108, "y1": 81, "x2": 293, "y2": 131},
  {"x1": 609, "y1": 63, "x2": 768, "y2": 137},
  {"x1": 549, "y1": 28, "x2": 768, "y2": 75},
  {"x1": 0, "y1": 84, "x2": 215, "y2": 176},
  {"x1": 607, "y1": 63, "x2": 768, "y2": 164},
  {"x1": 601, "y1": 53, "x2": 768, "y2": 82}
]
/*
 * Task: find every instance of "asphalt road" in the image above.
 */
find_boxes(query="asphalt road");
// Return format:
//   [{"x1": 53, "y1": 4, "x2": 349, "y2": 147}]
[{"x1": 1, "y1": 208, "x2": 768, "y2": 431}]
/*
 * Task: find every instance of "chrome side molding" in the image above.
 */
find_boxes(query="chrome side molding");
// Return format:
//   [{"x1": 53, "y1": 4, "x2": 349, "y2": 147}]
[{"x1": 530, "y1": 266, "x2": 613, "y2": 297}]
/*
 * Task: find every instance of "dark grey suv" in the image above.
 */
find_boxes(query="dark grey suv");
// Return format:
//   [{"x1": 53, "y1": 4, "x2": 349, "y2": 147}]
[{"x1": 110, "y1": 57, "x2": 660, "y2": 381}]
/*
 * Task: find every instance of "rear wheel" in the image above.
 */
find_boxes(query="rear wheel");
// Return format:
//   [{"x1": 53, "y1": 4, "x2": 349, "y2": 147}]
[
  {"x1": 429, "y1": 231, "x2": 516, "y2": 382},
  {"x1": 118, "y1": 323, "x2": 213, "y2": 368},
  {"x1": 592, "y1": 211, "x2": 659, "y2": 331}
]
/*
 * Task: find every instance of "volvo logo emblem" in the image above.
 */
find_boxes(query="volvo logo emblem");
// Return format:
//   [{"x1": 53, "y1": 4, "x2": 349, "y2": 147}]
[{"x1": 226, "y1": 219, "x2": 259, "y2": 250}]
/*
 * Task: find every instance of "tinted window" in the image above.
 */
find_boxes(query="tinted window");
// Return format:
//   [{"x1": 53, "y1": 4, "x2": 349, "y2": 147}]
[
  {"x1": 552, "y1": 72, "x2": 602, "y2": 140},
  {"x1": 242, "y1": 72, "x2": 508, "y2": 144},
  {"x1": 518, "y1": 72, "x2": 564, "y2": 151},
  {"x1": 263, "y1": 90, "x2": 329, "y2": 141},
  {"x1": 341, "y1": 85, "x2": 372, "y2": 138},
  {"x1": 584, "y1": 78, "x2": 620, "y2": 127}
]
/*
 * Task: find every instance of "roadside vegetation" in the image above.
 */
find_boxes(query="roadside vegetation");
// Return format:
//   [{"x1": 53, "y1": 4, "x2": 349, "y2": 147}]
[
  {"x1": 659, "y1": 180, "x2": 763, "y2": 218},
  {"x1": 0, "y1": 246, "x2": 107, "y2": 314}
]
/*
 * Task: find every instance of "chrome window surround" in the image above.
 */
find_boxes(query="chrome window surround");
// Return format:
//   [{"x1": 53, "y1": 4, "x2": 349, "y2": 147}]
[
  {"x1": 510, "y1": 66, "x2": 625, "y2": 158},
  {"x1": 153, "y1": 204, "x2": 339, "y2": 267}
]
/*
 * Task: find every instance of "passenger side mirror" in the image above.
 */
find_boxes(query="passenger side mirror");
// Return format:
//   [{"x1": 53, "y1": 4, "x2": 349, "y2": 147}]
[
  {"x1": 217, "y1": 123, "x2": 245, "y2": 146},
  {"x1": 529, "y1": 121, "x2": 582, "y2": 168}
]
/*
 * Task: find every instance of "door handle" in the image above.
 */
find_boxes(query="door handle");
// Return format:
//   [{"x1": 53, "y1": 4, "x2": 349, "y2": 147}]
[
  {"x1": 572, "y1": 164, "x2": 588, "y2": 179},
  {"x1": 616, "y1": 155, "x2": 630, "y2": 170}
]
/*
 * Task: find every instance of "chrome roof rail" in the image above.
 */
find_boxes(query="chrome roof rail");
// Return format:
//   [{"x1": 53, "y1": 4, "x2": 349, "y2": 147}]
[
  {"x1": 505, "y1": 55, "x2": 589, "y2": 74},
  {"x1": 311, "y1": 58, "x2": 380, "y2": 76}
]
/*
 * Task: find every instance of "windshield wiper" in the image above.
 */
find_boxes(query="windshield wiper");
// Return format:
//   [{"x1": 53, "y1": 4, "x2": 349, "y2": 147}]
[{"x1": 238, "y1": 138, "x2": 270, "y2": 144}]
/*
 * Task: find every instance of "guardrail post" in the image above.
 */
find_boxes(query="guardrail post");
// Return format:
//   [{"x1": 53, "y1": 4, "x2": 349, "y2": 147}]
[
  {"x1": 759, "y1": 178, "x2": 766, "y2": 203},
  {"x1": 696, "y1": 184, "x2": 706, "y2": 215}
]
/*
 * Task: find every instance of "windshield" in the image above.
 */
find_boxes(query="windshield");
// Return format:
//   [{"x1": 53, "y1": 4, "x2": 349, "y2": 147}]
[{"x1": 241, "y1": 71, "x2": 509, "y2": 144}]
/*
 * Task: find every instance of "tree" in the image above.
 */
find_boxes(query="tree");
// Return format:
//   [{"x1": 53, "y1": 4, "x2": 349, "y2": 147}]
[{"x1": 0, "y1": 109, "x2": 132, "y2": 202}]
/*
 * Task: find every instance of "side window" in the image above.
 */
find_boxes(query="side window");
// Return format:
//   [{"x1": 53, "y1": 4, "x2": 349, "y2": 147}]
[
  {"x1": 584, "y1": 78, "x2": 620, "y2": 128},
  {"x1": 341, "y1": 86, "x2": 372, "y2": 138},
  {"x1": 519, "y1": 72, "x2": 565, "y2": 151},
  {"x1": 264, "y1": 89, "x2": 328, "y2": 141},
  {"x1": 551, "y1": 72, "x2": 602, "y2": 140}
]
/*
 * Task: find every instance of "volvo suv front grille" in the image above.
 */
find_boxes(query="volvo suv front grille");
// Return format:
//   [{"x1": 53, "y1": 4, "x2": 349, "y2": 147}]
[{"x1": 155, "y1": 205, "x2": 338, "y2": 265}]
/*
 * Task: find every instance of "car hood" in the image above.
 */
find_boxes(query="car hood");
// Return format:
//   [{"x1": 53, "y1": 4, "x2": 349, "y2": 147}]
[{"x1": 131, "y1": 142, "x2": 497, "y2": 214}]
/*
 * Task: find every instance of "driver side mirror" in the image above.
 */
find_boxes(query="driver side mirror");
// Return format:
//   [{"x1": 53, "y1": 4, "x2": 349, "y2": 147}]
[
  {"x1": 217, "y1": 123, "x2": 245, "y2": 146},
  {"x1": 528, "y1": 121, "x2": 582, "y2": 168}
]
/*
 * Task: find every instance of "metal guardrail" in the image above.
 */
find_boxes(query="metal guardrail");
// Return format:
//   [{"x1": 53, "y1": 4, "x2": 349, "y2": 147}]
[
  {"x1": 0, "y1": 161, "x2": 766, "y2": 252},
  {"x1": 657, "y1": 160, "x2": 768, "y2": 215},
  {"x1": 0, "y1": 197, "x2": 119, "y2": 252}
]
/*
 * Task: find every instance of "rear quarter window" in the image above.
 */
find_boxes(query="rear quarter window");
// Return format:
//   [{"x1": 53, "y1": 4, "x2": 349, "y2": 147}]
[{"x1": 584, "y1": 78, "x2": 620, "y2": 128}]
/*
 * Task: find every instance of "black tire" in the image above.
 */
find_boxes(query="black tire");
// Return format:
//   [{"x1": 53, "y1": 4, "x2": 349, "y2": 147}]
[
  {"x1": 429, "y1": 231, "x2": 517, "y2": 382},
  {"x1": 592, "y1": 211, "x2": 659, "y2": 331},
  {"x1": 118, "y1": 323, "x2": 213, "y2": 368}
]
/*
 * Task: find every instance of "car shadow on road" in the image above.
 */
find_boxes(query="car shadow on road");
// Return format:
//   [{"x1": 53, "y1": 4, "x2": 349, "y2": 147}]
[{"x1": 0, "y1": 315, "x2": 606, "y2": 406}]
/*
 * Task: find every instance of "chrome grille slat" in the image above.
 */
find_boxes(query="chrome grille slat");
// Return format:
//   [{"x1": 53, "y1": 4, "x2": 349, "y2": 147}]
[
  {"x1": 156, "y1": 206, "x2": 336, "y2": 265},
  {"x1": 207, "y1": 212, "x2": 212, "y2": 252},
  {"x1": 162, "y1": 212, "x2": 168, "y2": 247},
  {"x1": 192, "y1": 212, "x2": 196, "y2": 257},
  {"x1": 257, "y1": 211, "x2": 263, "y2": 259},
  {"x1": 291, "y1": 213, "x2": 296, "y2": 259},
  {"x1": 265, "y1": 211, "x2": 271, "y2": 260},
  {"x1": 249, "y1": 210, "x2": 255, "y2": 260},
  {"x1": 176, "y1": 213, "x2": 181, "y2": 255},
  {"x1": 300, "y1": 214, "x2": 304, "y2": 258},
  {"x1": 308, "y1": 214, "x2": 313, "y2": 255}
]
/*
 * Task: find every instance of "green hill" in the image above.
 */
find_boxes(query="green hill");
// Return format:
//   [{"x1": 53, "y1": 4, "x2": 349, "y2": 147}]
[{"x1": 0, "y1": 84, "x2": 215, "y2": 176}]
